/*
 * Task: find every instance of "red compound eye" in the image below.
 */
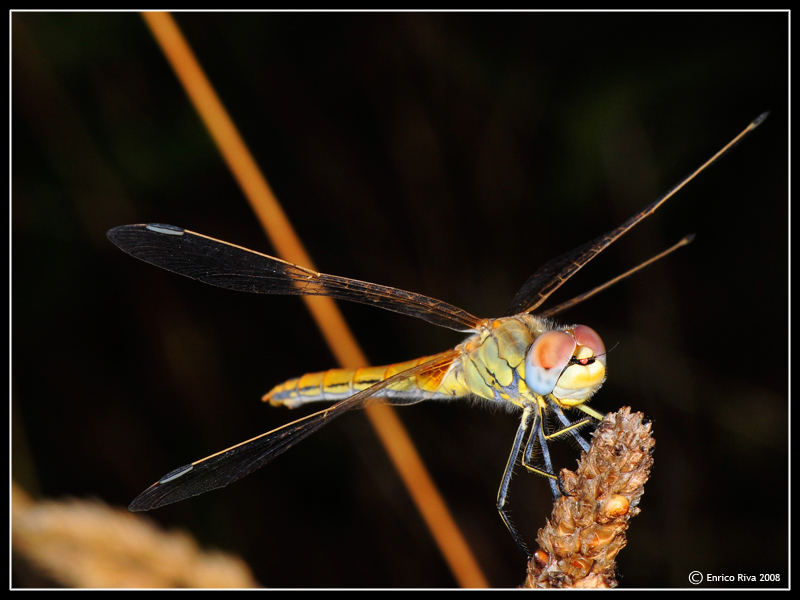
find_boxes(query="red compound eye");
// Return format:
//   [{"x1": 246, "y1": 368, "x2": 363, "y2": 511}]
[
  {"x1": 572, "y1": 325, "x2": 605, "y2": 360},
  {"x1": 525, "y1": 330, "x2": 576, "y2": 395}
]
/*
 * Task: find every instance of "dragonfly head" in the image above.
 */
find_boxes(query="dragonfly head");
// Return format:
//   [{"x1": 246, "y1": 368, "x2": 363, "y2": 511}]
[{"x1": 524, "y1": 325, "x2": 606, "y2": 406}]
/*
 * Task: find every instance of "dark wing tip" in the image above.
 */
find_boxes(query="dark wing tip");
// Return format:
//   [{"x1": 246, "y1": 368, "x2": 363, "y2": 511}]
[
  {"x1": 752, "y1": 112, "x2": 770, "y2": 127},
  {"x1": 144, "y1": 223, "x2": 186, "y2": 236},
  {"x1": 107, "y1": 223, "x2": 185, "y2": 242},
  {"x1": 128, "y1": 492, "x2": 155, "y2": 512},
  {"x1": 128, "y1": 499, "x2": 149, "y2": 512},
  {"x1": 128, "y1": 463, "x2": 195, "y2": 512}
]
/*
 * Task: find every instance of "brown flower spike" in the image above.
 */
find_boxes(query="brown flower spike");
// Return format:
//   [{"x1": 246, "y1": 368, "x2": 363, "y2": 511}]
[{"x1": 524, "y1": 407, "x2": 655, "y2": 588}]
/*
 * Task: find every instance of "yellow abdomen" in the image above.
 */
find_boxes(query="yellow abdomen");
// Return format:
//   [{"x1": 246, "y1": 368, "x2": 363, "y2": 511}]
[{"x1": 264, "y1": 352, "x2": 468, "y2": 408}]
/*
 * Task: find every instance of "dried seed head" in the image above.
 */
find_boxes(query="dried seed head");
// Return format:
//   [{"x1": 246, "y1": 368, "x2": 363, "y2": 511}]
[{"x1": 524, "y1": 407, "x2": 655, "y2": 589}]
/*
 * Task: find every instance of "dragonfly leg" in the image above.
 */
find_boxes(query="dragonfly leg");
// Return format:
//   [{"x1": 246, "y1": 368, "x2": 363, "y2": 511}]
[
  {"x1": 520, "y1": 409, "x2": 561, "y2": 498},
  {"x1": 498, "y1": 403, "x2": 600, "y2": 554},
  {"x1": 497, "y1": 405, "x2": 536, "y2": 557},
  {"x1": 550, "y1": 403, "x2": 594, "y2": 453},
  {"x1": 520, "y1": 403, "x2": 595, "y2": 498}
]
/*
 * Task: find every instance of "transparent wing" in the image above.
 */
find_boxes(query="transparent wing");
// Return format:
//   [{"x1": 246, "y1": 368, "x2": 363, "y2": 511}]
[
  {"x1": 128, "y1": 350, "x2": 460, "y2": 511},
  {"x1": 504, "y1": 113, "x2": 768, "y2": 316},
  {"x1": 505, "y1": 221, "x2": 649, "y2": 317},
  {"x1": 107, "y1": 224, "x2": 482, "y2": 332}
]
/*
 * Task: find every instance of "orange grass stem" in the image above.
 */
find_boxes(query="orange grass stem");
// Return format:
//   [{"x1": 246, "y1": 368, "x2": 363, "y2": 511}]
[{"x1": 140, "y1": 11, "x2": 488, "y2": 588}]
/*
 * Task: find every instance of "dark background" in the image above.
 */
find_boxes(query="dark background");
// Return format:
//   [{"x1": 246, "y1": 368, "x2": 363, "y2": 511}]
[{"x1": 12, "y1": 11, "x2": 787, "y2": 588}]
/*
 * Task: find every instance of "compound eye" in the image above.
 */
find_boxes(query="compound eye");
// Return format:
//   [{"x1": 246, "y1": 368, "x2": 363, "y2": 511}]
[
  {"x1": 525, "y1": 330, "x2": 576, "y2": 395},
  {"x1": 572, "y1": 325, "x2": 606, "y2": 365},
  {"x1": 553, "y1": 325, "x2": 607, "y2": 402}
]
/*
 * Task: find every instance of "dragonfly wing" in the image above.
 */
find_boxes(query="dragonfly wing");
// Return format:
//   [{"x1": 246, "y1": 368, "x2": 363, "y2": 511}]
[
  {"x1": 129, "y1": 350, "x2": 460, "y2": 511},
  {"x1": 504, "y1": 233, "x2": 617, "y2": 317},
  {"x1": 129, "y1": 406, "x2": 338, "y2": 512},
  {"x1": 505, "y1": 113, "x2": 768, "y2": 317},
  {"x1": 107, "y1": 224, "x2": 482, "y2": 332}
]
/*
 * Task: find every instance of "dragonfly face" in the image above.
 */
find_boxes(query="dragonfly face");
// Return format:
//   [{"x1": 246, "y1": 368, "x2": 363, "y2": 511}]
[
  {"x1": 107, "y1": 114, "x2": 766, "y2": 557},
  {"x1": 525, "y1": 324, "x2": 606, "y2": 405}
]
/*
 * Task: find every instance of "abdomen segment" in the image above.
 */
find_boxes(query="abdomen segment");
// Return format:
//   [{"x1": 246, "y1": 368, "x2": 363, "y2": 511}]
[{"x1": 264, "y1": 352, "x2": 468, "y2": 408}]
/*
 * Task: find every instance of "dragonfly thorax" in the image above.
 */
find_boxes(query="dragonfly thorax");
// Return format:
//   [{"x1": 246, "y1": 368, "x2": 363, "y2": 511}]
[{"x1": 458, "y1": 316, "x2": 606, "y2": 411}]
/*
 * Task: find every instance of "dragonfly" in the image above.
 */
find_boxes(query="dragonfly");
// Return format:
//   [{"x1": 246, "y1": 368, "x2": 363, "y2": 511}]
[{"x1": 107, "y1": 113, "x2": 765, "y2": 556}]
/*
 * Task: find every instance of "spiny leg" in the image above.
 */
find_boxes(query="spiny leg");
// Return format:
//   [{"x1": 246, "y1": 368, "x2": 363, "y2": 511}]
[
  {"x1": 497, "y1": 405, "x2": 536, "y2": 557},
  {"x1": 532, "y1": 410, "x2": 561, "y2": 498},
  {"x1": 522, "y1": 402, "x2": 595, "y2": 497},
  {"x1": 498, "y1": 403, "x2": 598, "y2": 555},
  {"x1": 550, "y1": 402, "x2": 594, "y2": 453}
]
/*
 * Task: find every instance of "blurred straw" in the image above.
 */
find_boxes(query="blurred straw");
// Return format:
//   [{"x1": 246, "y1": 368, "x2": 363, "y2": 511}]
[
  {"x1": 140, "y1": 11, "x2": 488, "y2": 588},
  {"x1": 12, "y1": 483, "x2": 258, "y2": 588}
]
